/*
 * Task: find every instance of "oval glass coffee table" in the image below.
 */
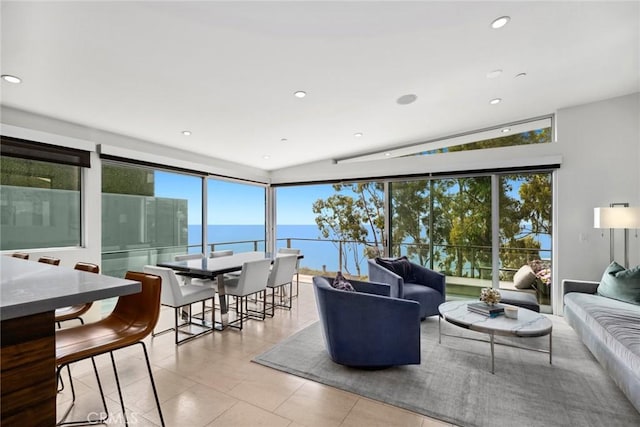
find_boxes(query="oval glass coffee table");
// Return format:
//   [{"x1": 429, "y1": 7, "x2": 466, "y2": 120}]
[{"x1": 438, "y1": 300, "x2": 552, "y2": 374}]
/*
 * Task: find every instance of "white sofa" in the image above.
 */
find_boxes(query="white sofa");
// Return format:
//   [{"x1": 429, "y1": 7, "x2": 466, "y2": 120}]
[{"x1": 563, "y1": 279, "x2": 640, "y2": 413}]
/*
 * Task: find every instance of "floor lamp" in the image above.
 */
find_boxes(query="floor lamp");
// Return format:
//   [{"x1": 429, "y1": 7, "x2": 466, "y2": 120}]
[{"x1": 594, "y1": 203, "x2": 640, "y2": 268}]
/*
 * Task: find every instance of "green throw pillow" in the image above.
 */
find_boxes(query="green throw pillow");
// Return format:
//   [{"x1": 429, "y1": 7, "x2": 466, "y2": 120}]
[{"x1": 597, "y1": 262, "x2": 640, "y2": 305}]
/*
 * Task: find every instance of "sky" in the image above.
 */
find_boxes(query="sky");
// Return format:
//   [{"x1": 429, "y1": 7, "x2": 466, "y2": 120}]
[
  {"x1": 154, "y1": 172, "x2": 541, "y2": 231},
  {"x1": 154, "y1": 172, "x2": 335, "y2": 225}
]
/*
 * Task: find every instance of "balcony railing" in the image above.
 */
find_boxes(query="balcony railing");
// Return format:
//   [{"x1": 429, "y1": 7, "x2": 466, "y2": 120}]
[{"x1": 101, "y1": 237, "x2": 551, "y2": 305}]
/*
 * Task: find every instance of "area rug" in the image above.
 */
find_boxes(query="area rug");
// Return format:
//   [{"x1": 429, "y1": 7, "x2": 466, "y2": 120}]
[{"x1": 253, "y1": 316, "x2": 640, "y2": 427}]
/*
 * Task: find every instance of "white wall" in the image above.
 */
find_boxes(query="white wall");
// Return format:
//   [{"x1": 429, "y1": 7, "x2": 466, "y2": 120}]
[
  {"x1": 554, "y1": 92, "x2": 640, "y2": 312},
  {"x1": 2, "y1": 92, "x2": 639, "y2": 316}
]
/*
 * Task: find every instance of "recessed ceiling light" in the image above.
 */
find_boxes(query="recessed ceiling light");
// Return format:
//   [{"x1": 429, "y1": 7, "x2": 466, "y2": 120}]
[
  {"x1": 1, "y1": 74, "x2": 21, "y2": 84},
  {"x1": 262, "y1": 155, "x2": 271, "y2": 160},
  {"x1": 515, "y1": 72, "x2": 527, "y2": 79},
  {"x1": 354, "y1": 132, "x2": 363, "y2": 138},
  {"x1": 294, "y1": 91, "x2": 306, "y2": 98},
  {"x1": 491, "y1": 16, "x2": 510, "y2": 29},
  {"x1": 397, "y1": 94, "x2": 417, "y2": 105},
  {"x1": 486, "y1": 69, "x2": 503, "y2": 79},
  {"x1": 280, "y1": 138, "x2": 288, "y2": 143},
  {"x1": 384, "y1": 152, "x2": 392, "y2": 157},
  {"x1": 501, "y1": 128, "x2": 511, "y2": 133},
  {"x1": 489, "y1": 98, "x2": 502, "y2": 105},
  {"x1": 181, "y1": 130, "x2": 191, "y2": 136}
]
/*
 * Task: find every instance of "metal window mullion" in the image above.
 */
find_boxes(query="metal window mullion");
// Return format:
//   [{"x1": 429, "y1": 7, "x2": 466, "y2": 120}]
[{"x1": 491, "y1": 175, "x2": 500, "y2": 289}]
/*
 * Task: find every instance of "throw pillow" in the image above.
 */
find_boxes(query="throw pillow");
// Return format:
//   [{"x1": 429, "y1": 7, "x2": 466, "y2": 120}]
[
  {"x1": 332, "y1": 271, "x2": 356, "y2": 292},
  {"x1": 375, "y1": 256, "x2": 415, "y2": 282},
  {"x1": 513, "y1": 265, "x2": 537, "y2": 289},
  {"x1": 597, "y1": 262, "x2": 640, "y2": 305}
]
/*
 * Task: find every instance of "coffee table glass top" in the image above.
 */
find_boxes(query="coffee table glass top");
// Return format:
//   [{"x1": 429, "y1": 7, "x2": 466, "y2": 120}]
[{"x1": 439, "y1": 300, "x2": 552, "y2": 338}]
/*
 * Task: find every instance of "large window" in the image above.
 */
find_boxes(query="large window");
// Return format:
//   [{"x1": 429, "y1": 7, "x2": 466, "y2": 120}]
[
  {"x1": 101, "y1": 162, "x2": 202, "y2": 278},
  {"x1": 498, "y1": 173, "x2": 552, "y2": 305},
  {"x1": 207, "y1": 179, "x2": 266, "y2": 253},
  {"x1": 390, "y1": 171, "x2": 553, "y2": 309},
  {"x1": 390, "y1": 176, "x2": 492, "y2": 283},
  {"x1": 1, "y1": 137, "x2": 88, "y2": 250},
  {"x1": 276, "y1": 182, "x2": 384, "y2": 277}
]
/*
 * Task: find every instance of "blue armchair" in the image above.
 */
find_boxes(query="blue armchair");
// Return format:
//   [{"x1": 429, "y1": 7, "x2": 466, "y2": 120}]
[
  {"x1": 312, "y1": 276, "x2": 421, "y2": 368},
  {"x1": 367, "y1": 258, "x2": 446, "y2": 320}
]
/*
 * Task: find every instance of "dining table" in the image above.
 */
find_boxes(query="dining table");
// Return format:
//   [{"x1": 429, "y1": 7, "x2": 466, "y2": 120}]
[
  {"x1": 0, "y1": 256, "x2": 141, "y2": 426},
  {"x1": 158, "y1": 251, "x2": 303, "y2": 329}
]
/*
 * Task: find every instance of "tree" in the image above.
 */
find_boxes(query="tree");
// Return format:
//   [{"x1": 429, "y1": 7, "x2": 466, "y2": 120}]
[
  {"x1": 312, "y1": 182, "x2": 384, "y2": 276},
  {"x1": 390, "y1": 181, "x2": 429, "y2": 263},
  {"x1": 102, "y1": 164, "x2": 154, "y2": 196},
  {"x1": 438, "y1": 177, "x2": 492, "y2": 277}
]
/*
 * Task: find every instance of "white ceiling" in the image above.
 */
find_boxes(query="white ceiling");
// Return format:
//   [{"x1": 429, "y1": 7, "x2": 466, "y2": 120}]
[{"x1": 1, "y1": 1, "x2": 638, "y2": 171}]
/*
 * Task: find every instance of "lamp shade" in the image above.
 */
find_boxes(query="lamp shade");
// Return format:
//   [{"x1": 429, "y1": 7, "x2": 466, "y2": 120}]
[{"x1": 594, "y1": 207, "x2": 640, "y2": 229}]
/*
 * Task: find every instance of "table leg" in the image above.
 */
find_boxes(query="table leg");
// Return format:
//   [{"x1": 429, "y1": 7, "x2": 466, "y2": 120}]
[
  {"x1": 490, "y1": 333, "x2": 495, "y2": 374},
  {"x1": 549, "y1": 331, "x2": 553, "y2": 365},
  {"x1": 438, "y1": 315, "x2": 441, "y2": 344},
  {"x1": 216, "y1": 273, "x2": 228, "y2": 330}
]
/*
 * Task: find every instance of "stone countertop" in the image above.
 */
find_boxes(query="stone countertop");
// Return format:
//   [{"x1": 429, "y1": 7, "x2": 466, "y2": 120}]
[{"x1": 1, "y1": 256, "x2": 140, "y2": 321}]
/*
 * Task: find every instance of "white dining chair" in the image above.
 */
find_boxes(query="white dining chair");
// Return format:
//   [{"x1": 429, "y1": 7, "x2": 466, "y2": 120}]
[
  {"x1": 266, "y1": 254, "x2": 298, "y2": 317},
  {"x1": 143, "y1": 265, "x2": 217, "y2": 344},
  {"x1": 174, "y1": 253, "x2": 215, "y2": 286},
  {"x1": 174, "y1": 253, "x2": 205, "y2": 261},
  {"x1": 278, "y1": 247, "x2": 301, "y2": 297},
  {"x1": 222, "y1": 258, "x2": 272, "y2": 330},
  {"x1": 210, "y1": 250, "x2": 233, "y2": 258}
]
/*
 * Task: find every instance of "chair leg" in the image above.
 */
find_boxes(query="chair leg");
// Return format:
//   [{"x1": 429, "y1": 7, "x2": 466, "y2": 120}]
[
  {"x1": 139, "y1": 342, "x2": 166, "y2": 427},
  {"x1": 262, "y1": 290, "x2": 267, "y2": 319},
  {"x1": 109, "y1": 352, "x2": 128, "y2": 426},
  {"x1": 57, "y1": 357, "x2": 109, "y2": 426},
  {"x1": 270, "y1": 287, "x2": 276, "y2": 317}
]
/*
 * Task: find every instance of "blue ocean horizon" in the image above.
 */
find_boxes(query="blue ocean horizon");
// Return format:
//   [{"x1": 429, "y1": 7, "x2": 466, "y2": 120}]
[
  {"x1": 188, "y1": 224, "x2": 552, "y2": 276},
  {"x1": 189, "y1": 224, "x2": 371, "y2": 274}
]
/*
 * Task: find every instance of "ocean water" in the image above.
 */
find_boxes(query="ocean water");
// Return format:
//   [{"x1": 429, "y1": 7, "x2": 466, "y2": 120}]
[
  {"x1": 188, "y1": 224, "x2": 552, "y2": 276},
  {"x1": 188, "y1": 224, "x2": 372, "y2": 275}
]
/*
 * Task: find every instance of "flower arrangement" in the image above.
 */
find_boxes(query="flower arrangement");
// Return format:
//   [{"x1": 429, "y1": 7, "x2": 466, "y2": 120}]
[
  {"x1": 536, "y1": 268, "x2": 552, "y2": 287},
  {"x1": 529, "y1": 259, "x2": 552, "y2": 288},
  {"x1": 479, "y1": 288, "x2": 501, "y2": 306}
]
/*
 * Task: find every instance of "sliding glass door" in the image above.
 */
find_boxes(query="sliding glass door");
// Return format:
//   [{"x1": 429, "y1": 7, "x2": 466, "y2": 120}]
[
  {"x1": 390, "y1": 176, "x2": 492, "y2": 297},
  {"x1": 390, "y1": 171, "x2": 553, "y2": 309},
  {"x1": 498, "y1": 172, "x2": 552, "y2": 305}
]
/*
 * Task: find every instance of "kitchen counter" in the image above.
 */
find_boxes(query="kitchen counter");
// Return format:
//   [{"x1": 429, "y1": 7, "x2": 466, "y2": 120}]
[{"x1": 0, "y1": 256, "x2": 141, "y2": 426}]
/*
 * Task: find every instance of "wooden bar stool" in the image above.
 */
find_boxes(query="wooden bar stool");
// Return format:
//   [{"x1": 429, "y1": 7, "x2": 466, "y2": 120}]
[
  {"x1": 55, "y1": 271, "x2": 165, "y2": 426},
  {"x1": 10, "y1": 252, "x2": 29, "y2": 259},
  {"x1": 38, "y1": 256, "x2": 61, "y2": 265},
  {"x1": 55, "y1": 262, "x2": 100, "y2": 328}
]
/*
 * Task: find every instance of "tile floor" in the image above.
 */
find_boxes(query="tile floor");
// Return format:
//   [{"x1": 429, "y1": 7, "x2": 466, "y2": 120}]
[{"x1": 56, "y1": 277, "x2": 455, "y2": 426}]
